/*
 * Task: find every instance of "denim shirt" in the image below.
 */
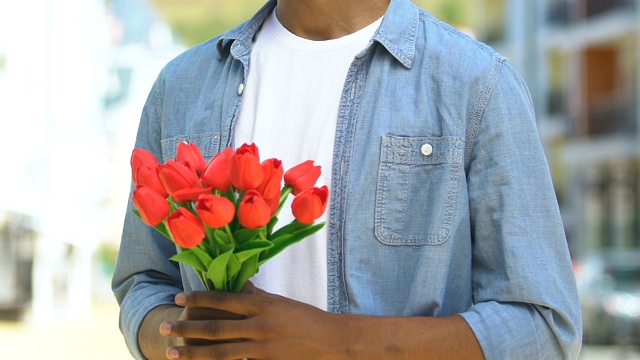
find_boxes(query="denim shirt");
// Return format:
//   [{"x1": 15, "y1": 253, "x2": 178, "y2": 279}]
[{"x1": 112, "y1": 0, "x2": 582, "y2": 358}]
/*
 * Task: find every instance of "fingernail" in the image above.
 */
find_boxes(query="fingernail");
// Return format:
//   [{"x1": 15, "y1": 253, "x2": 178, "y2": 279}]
[
  {"x1": 167, "y1": 348, "x2": 179, "y2": 359},
  {"x1": 175, "y1": 293, "x2": 186, "y2": 306},
  {"x1": 160, "y1": 322, "x2": 172, "y2": 335}
]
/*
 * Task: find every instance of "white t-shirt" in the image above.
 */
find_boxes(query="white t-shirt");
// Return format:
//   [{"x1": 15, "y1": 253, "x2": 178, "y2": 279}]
[{"x1": 235, "y1": 10, "x2": 381, "y2": 310}]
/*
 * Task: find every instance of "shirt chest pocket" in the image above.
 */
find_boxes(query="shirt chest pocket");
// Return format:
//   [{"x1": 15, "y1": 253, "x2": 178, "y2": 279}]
[
  {"x1": 374, "y1": 135, "x2": 464, "y2": 246},
  {"x1": 160, "y1": 132, "x2": 222, "y2": 161}
]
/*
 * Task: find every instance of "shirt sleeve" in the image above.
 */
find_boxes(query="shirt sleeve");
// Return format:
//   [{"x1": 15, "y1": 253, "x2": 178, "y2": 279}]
[
  {"x1": 111, "y1": 71, "x2": 184, "y2": 360},
  {"x1": 459, "y1": 60, "x2": 582, "y2": 359}
]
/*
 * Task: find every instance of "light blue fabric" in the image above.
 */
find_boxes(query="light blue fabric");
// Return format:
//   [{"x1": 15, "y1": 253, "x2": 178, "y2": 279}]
[{"x1": 112, "y1": 0, "x2": 582, "y2": 358}]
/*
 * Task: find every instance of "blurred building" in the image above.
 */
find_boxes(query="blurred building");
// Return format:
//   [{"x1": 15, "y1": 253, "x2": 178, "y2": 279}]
[
  {"x1": 473, "y1": 0, "x2": 640, "y2": 260},
  {"x1": 0, "y1": 0, "x2": 111, "y2": 323},
  {"x1": 539, "y1": 0, "x2": 640, "y2": 259}
]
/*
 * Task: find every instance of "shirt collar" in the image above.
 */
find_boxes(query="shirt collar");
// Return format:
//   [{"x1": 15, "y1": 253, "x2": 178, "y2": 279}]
[
  {"x1": 372, "y1": 0, "x2": 419, "y2": 68},
  {"x1": 216, "y1": 0, "x2": 419, "y2": 68}
]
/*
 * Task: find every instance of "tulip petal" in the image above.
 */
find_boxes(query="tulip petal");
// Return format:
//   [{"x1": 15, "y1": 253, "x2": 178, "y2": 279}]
[
  {"x1": 238, "y1": 190, "x2": 271, "y2": 229},
  {"x1": 201, "y1": 147, "x2": 233, "y2": 192},
  {"x1": 135, "y1": 165, "x2": 168, "y2": 198},
  {"x1": 291, "y1": 186, "x2": 329, "y2": 224},
  {"x1": 257, "y1": 158, "x2": 283, "y2": 201},
  {"x1": 133, "y1": 186, "x2": 170, "y2": 226},
  {"x1": 158, "y1": 161, "x2": 201, "y2": 195},
  {"x1": 176, "y1": 141, "x2": 207, "y2": 176},
  {"x1": 284, "y1": 160, "x2": 322, "y2": 195},
  {"x1": 167, "y1": 207, "x2": 205, "y2": 248},
  {"x1": 196, "y1": 195, "x2": 236, "y2": 228},
  {"x1": 172, "y1": 186, "x2": 213, "y2": 203},
  {"x1": 131, "y1": 148, "x2": 159, "y2": 184},
  {"x1": 230, "y1": 146, "x2": 263, "y2": 190}
]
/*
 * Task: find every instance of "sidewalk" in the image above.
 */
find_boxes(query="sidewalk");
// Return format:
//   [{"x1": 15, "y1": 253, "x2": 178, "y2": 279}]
[{"x1": 0, "y1": 300, "x2": 132, "y2": 360}]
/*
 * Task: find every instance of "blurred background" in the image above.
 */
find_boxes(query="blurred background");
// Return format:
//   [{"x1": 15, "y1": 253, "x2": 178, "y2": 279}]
[{"x1": 0, "y1": 0, "x2": 638, "y2": 358}]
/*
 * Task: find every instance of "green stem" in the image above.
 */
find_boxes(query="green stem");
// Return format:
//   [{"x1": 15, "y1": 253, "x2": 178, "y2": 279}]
[
  {"x1": 279, "y1": 186, "x2": 293, "y2": 206},
  {"x1": 224, "y1": 224, "x2": 237, "y2": 247},
  {"x1": 197, "y1": 270, "x2": 214, "y2": 291},
  {"x1": 275, "y1": 186, "x2": 293, "y2": 218}
]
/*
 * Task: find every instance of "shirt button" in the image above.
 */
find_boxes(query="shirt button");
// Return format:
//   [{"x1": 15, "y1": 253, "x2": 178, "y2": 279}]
[
  {"x1": 421, "y1": 143, "x2": 433, "y2": 156},
  {"x1": 238, "y1": 83, "x2": 245, "y2": 95}
]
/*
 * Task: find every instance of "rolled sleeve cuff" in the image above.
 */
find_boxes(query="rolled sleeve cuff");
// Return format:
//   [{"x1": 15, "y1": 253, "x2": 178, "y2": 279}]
[
  {"x1": 119, "y1": 284, "x2": 180, "y2": 360},
  {"x1": 460, "y1": 302, "x2": 548, "y2": 360}
]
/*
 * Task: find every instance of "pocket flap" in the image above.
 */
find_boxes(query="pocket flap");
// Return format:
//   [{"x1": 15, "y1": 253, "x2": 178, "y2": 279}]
[
  {"x1": 161, "y1": 132, "x2": 222, "y2": 161},
  {"x1": 380, "y1": 135, "x2": 464, "y2": 165}
]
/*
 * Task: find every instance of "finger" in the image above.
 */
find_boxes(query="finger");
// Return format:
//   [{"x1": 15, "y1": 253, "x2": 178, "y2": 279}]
[
  {"x1": 182, "y1": 307, "x2": 244, "y2": 321},
  {"x1": 177, "y1": 291, "x2": 265, "y2": 316},
  {"x1": 166, "y1": 341, "x2": 266, "y2": 360},
  {"x1": 161, "y1": 320, "x2": 251, "y2": 341}
]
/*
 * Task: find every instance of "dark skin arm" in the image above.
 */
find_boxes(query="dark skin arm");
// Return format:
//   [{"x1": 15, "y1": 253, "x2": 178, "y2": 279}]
[
  {"x1": 139, "y1": 305, "x2": 184, "y2": 359},
  {"x1": 139, "y1": 286, "x2": 484, "y2": 360}
]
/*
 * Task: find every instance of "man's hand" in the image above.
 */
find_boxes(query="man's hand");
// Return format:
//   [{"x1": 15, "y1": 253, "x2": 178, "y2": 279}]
[
  {"x1": 160, "y1": 287, "x2": 348, "y2": 360},
  {"x1": 158, "y1": 286, "x2": 484, "y2": 360},
  {"x1": 139, "y1": 281, "x2": 484, "y2": 360}
]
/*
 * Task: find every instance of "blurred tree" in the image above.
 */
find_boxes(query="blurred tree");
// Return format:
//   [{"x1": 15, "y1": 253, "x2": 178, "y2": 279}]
[
  {"x1": 150, "y1": 0, "x2": 472, "y2": 47},
  {"x1": 150, "y1": 0, "x2": 265, "y2": 46}
]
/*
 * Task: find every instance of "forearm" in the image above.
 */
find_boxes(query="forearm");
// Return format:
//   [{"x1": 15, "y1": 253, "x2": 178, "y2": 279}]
[
  {"x1": 139, "y1": 305, "x2": 184, "y2": 360},
  {"x1": 338, "y1": 313, "x2": 484, "y2": 360}
]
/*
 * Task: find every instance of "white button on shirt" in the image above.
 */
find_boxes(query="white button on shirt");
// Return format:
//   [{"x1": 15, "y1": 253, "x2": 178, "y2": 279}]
[{"x1": 421, "y1": 143, "x2": 433, "y2": 156}]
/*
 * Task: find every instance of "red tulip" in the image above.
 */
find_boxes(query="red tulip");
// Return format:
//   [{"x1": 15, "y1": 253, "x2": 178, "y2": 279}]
[
  {"x1": 201, "y1": 147, "x2": 233, "y2": 192},
  {"x1": 171, "y1": 186, "x2": 213, "y2": 203},
  {"x1": 263, "y1": 195, "x2": 280, "y2": 217},
  {"x1": 257, "y1": 158, "x2": 283, "y2": 215},
  {"x1": 134, "y1": 165, "x2": 168, "y2": 198},
  {"x1": 196, "y1": 195, "x2": 236, "y2": 228},
  {"x1": 167, "y1": 207, "x2": 205, "y2": 248},
  {"x1": 133, "y1": 186, "x2": 171, "y2": 226},
  {"x1": 158, "y1": 160, "x2": 201, "y2": 195},
  {"x1": 291, "y1": 186, "x2": 329, "y2": 224},
  {"x1": 284, "y1": 160, "x2": 321, "y2": 195},
  {"x1": 237, "y1": 190, "x2": 271, "y2": 229},
  {"x1": 176, "y1": 141, "x2": 207, "y2": 176},
  {"x1": 230, "y1": 143, "x2": 263, "y2": 190},
  {"x1": 131, "y1": 148, "x2": 158, "y2": 184}
]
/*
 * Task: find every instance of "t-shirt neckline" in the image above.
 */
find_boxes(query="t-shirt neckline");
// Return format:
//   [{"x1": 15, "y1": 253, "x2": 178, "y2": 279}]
[{"x1": 266, "y1": 10, "x2": 383, "y2": 54}]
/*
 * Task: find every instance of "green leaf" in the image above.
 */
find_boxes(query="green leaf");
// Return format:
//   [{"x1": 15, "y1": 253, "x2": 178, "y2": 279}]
[
  {"x1": 207, "y1": 246, "x2": 234, "y2": 291},
  {"x1": 170, "y1": 249, "x2": 207, "y2": 273},
  {"x1": 259, "y1": 222, "x2": 325, "y2": 264},
  {"x1": 235, "y1": 240, "x2": 273, "y2": 263},
  {"x1": 233, "y1": 228, "x2": 260, "y2": 246},
  {"x1": 213, "y1": 229, "x2": 230, "y2": 248},
  {"x1": 233, "y1": 254, "x2": 259, "y2": 292},
  {"x1": 154, "y1": 222, "x2": 171, "y2": 239},
  {"x1": 266, "y1": 215, "x2": 279, "y2": 237},
  {"x1": 190, "y1": 246, "x2": 214, "y2": 268},
  {"x1": 270, "y1": 220, "x2": 309, "y2": 239},
  {"x1": 226, "y1": 254, "x2": 241, "y2": 288},
  {"x1": 199, "y1": 238, "x2": 216, "y2": 257},
  {"x1": 133, "y1": 209, "x2": 171, "y2": 239}
]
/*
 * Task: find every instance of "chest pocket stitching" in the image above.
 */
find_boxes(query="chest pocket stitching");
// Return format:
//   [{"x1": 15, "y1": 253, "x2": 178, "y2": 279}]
[
  {"x1": 374, "y1": 135, "x2": 464, "y2": 246},
  {"x1": 160, "y1": 132, "x2": 222, "y2": 161}
]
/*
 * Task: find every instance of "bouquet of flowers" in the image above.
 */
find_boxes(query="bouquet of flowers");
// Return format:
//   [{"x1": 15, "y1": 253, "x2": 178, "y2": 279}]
[{"x1": 130, "y1": 142, "x2": 328, "y2": 292}]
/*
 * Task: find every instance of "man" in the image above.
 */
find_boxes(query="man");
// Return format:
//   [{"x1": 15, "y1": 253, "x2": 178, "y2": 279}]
[{"x1": 113, "y1": 0, "x2": 582, "y2": 358}]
